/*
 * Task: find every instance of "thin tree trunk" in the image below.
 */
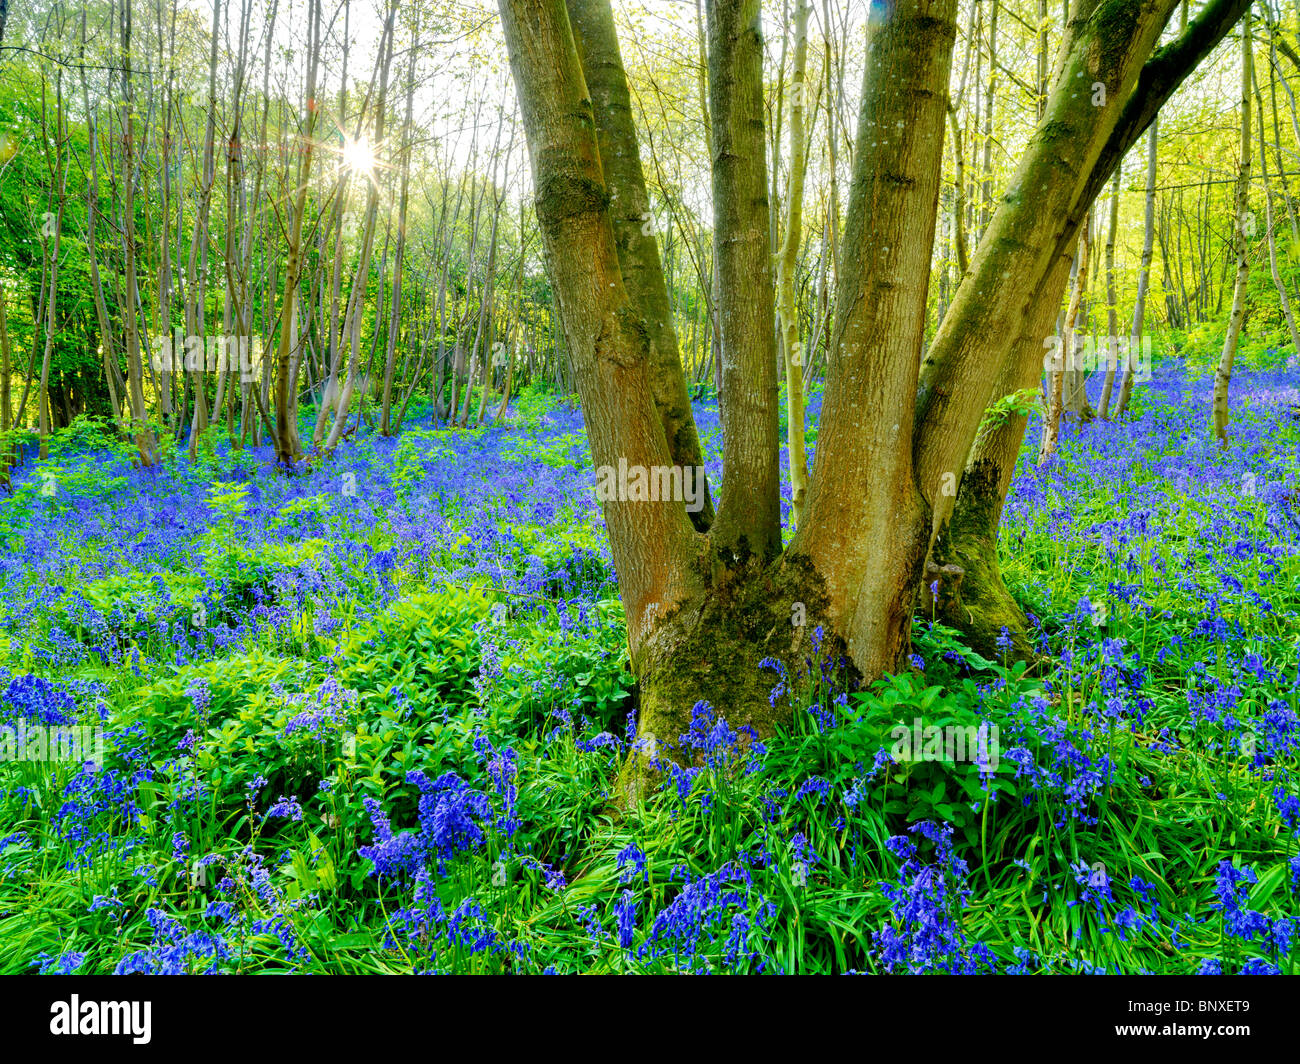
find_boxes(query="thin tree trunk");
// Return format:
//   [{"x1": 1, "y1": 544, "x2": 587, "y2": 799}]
[
  {"x1": 497, "y1": 0, "x2": 704, "y2": 655},
  {"x1": 1212, "y1": 15, "x2": 1252, "y2": 446},
  {"x1": 498, "y1": 0, "x2": 1247, "y2": 763},
  {"x1": 792, "y1": 0, "x2": 957, "y2": 679},
  {"x1": 185, "y1": 0, "x2": 223, "y2": 460},
  {"x1": 380, "y1": 14, "x2": 418, "y2": 436},
  {"x1": 1252, "y1": 55, "x2": 1300, "y2": 358},
  {"x1": 1098, "y1": 169, "x2": 1121, "y2": 419},
  {"x1": 272, "y1": 0, "x2": 321, "y2": 466},
  {"x1": 775, "y1": 0, "x2": 811, "y2": 529},
  {"x1": 1118, "y1": 116, "x2": 1159, "y2": 420},
  {"x1": 1039, "y1": 212, "x2": 1089, "y2": 466},
  {"x1": 120, "y1": 2, "x2": 156, "y2": 465}
]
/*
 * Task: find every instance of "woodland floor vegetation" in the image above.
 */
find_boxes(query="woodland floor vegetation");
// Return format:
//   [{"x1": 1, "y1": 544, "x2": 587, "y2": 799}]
[{"x1": 0, "y1": 361, "x2": 1297, "y2": 974}]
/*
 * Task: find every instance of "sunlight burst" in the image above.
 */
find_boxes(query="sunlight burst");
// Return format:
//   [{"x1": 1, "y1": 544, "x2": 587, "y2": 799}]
[{"x1": 341, "y1": 134, "x2": 377, "y2": 178}]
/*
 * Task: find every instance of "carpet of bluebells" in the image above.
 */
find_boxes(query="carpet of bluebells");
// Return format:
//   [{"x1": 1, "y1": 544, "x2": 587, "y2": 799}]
[{"x1": 1, "y1": 362, "x2": 1298, "y2": 975}]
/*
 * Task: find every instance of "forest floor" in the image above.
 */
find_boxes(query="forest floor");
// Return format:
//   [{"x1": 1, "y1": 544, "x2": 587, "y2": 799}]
[{"x1": 0, "y1": 362, "x2": 1297, "y2": 974}]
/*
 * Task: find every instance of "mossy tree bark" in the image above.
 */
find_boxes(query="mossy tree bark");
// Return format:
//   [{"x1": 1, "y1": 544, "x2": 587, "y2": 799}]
[
  {"x1": 184, "y1": 0, "x2": 222, "y2": 462},
  {"x1": 37, "y1": 73, "x2": 66, "y2": 463},
  {"x1": 932, "y1": 458, "x2": 1032, "y2": 661}
]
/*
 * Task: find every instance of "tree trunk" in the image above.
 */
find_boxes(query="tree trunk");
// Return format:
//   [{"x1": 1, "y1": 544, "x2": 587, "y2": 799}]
[
  {"x1": 273, "y1": 0, "x2": 321, "y2": 466},
  {"x1": 81, "y1": 9, "x2": 122, "y2": 427},
  {"x1": 1119, "y1": 118, "x2": 1158, "y2": 419},
  {"x1": 704, "y1": 0, "x2": 782, "y2": 565},
  {"x1": 775, "y1": 0, "x2": 811, "y2": 530},
  {"x1": 496, "y1": 0, "x2": 705, "y2": 653},
  {"x1": 38, "y1": 73, "x2": 66, "y2": 462},
  {"x1": 498, "y1": 0, "x2": 1248, "y2": 774},
  {"x1": 380, "y1": 17, "x2": 417, "y2": 437},
  {"x1": 1039, "y1": 209, "x2": 1089, "y2": 465},
  {"x1": 567, "y1": 0, "x2": 715, "y2": 530},
  {"x1": 791, "y1": 0, "x2": 957, "y2": 680},
  {"x1": 1212, "y1": 15, "x2": 1252, "y2": 446},
  {"x1": 0, "y1": 291, "x2": 11, "y2": 442},
  {"x1": 1098, "y1": 169, "x2": 1121, "y2": 419},
  {"x1": 933, "y1": 247, "x2": 1072, "y2": 661},
  {"x1": 1252, "y1": 52, "x2": 1300, "y2": 358},
  {"x1": 185, "y1": 0, "x2": 223, "y2": 461},
  {"x1": 928, "y1": 0, "x2": 1249, "y2": 658},
  {"x1": 120, "y1": 2, "x2": 157, "y2": 466}
]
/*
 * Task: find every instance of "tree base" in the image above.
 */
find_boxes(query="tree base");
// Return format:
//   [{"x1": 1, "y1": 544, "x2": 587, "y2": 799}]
[
  {"x1": 933, "y1": 458, "x2": 1037, "y2": 664},
  {"x1": 618, "y1": 552, "x2": 846, "y2": 804}
]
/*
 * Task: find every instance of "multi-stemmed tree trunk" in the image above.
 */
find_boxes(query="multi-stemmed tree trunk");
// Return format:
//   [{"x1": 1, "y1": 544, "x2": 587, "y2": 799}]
[
  {"x1": 1212, "y1": 14, "x2": 1253, "y2": 446},
  {"x1": 498, "y1": 0, "x2": 1250, "y2": 773}
]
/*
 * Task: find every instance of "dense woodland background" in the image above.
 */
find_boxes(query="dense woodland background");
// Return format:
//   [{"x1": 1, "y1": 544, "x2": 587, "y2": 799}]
[{"x1": 2, "y1": 0, "x2": 1299, "y2": 453}]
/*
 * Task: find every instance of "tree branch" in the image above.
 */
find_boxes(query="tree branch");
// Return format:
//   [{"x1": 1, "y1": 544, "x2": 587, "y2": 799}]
[{"x1": 1078, "y1": 0, "x2": 1251, "y2": 214}]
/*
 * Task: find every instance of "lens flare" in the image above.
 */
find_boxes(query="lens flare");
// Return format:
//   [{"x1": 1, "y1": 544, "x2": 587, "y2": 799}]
[{"x1": 341, "y1": 134, "x2": 377, "y2": 177}]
